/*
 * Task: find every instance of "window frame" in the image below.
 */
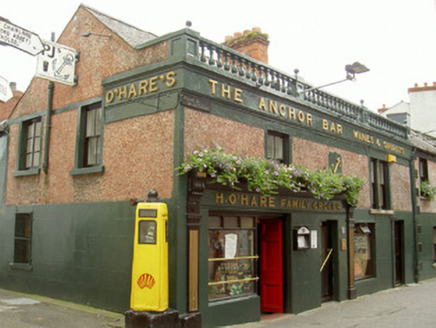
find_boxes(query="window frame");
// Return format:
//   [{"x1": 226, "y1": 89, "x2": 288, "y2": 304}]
[
  {"x1": 208, "y1": 214, "x2": 258, "y2": 302},
  {"x1": 70, "y1": 101, "x2": 105, "y2": 176},
  {"x1": 370, "y1": 158, "x2": 390, "y2": 210},
  {"x1": 13, "y1": 116, "x2": 43, "y2": 177},
  {"x1": 11, "y1": 213, "x2": 33, "y2": 270},
  {"x1": 354, "y1": 223, "x2": 375, "y2": 281},
  {"x1": 419, "y1": 157, "x2": 429, "y2": 197},
  {"x1": 266, "y1": 131, "x2": 288, "y2": 164}
]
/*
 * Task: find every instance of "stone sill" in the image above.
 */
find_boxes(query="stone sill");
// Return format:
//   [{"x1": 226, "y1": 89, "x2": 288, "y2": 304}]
[{"x1": 369, "y1": 209, "x2": 395, "y2": 215}]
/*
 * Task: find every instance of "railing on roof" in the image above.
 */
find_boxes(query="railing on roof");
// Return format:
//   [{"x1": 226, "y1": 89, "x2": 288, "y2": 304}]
[{"x1": 191, "y1": 36, "x2": 408, "y2": 139}]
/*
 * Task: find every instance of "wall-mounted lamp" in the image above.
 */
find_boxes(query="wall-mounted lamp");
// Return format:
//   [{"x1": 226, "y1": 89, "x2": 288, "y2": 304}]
[
  {"x1": 299, "y1": 62, "x2": 369, "y2": 95},
  {"x1": 80, "y1": 32, "x2": 112, "y2": 38}
]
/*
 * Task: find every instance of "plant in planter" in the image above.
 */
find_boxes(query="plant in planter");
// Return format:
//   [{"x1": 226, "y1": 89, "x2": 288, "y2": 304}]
[
  {"x1": 420, "y1": 180, "x2": 436, "y2": 201},
  {"x1": 177, "y1": 145, "x2": 366, "y2": 206}
]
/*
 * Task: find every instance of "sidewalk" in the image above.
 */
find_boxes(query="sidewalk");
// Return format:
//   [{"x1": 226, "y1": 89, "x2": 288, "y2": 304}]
[
  {"x1": 225, "y1": 277, "x2": 436, "y2": 328},
  {"x1": 0, "y1": 289, "x2": 124, "y2": 328}
]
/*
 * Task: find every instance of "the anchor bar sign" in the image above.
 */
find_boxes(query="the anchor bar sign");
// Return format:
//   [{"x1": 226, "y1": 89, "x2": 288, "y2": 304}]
[{"x1": 35, "y1": 40, "x2": 78, "y2": 86}]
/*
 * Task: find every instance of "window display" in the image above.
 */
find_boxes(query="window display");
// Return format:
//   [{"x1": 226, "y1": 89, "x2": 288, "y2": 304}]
[
  {"x1": 354, "y1": 223, "x2": 374, "y2": 280},
  {"x1": 208, "y1": 215, "x2": 258, "y2": 301}
]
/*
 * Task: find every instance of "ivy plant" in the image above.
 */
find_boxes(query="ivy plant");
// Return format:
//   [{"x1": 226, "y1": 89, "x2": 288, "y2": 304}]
[{"x1": 177, "y1": 145, "x2": 366, "y2": 206}]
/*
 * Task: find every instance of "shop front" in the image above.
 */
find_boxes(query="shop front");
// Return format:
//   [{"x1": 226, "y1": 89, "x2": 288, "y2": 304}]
[{"x1": 193, "y1": 187, "x2": 351, "y2": 327}]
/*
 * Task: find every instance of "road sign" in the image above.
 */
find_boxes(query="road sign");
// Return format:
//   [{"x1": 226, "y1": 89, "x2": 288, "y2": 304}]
[
  {"x1": 0, "y1": 19, "x2": 44, "y2": 55},
  {"x1": 36, "y1": 40, "x2": 77, "y2": 86}
]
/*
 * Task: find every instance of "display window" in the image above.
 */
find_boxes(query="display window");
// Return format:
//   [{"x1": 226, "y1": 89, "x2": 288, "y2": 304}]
[
  {"x1": 354, "y1": 223, "x2": 375, "y2": 280},
  {"x1": 208, "y1": 215, "x2": 258, "y2": 301}
]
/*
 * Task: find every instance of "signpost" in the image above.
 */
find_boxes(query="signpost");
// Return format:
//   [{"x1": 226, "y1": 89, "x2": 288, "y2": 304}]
[{"x1": 0, "y1": 19, "x2": 44, "y2": 56}]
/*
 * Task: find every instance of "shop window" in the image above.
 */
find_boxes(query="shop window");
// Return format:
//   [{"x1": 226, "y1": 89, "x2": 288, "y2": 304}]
[
  {"x1": 70, "y1": 102, "x2": 104, "y2": 175},
  {"x1": 370, "y1": 158, "x2": 390, "y2": 209},
  {"x1": 266, "y1": 131, "x2": 287, "y2": 164},
  {"x1": 13, "y1": 213, "x2": 32, "y2": 265},
  {"x1": 354, "y1": 223, "x2": 374, "y2": 280},
  {"x1": 14, "y1": 117, "x2": 43, "y2": 176},
  {"x1": 208, "y1": 215, "x2": 258, "y2": 301}
]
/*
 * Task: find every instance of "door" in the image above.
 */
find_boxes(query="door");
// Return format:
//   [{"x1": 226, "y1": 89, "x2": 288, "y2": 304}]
[
  {"x1": 320, "y1": 221, "x2": 334, "y2": 302},
  {"x1": 394, "y1": 221, "x2": 403, "y2": 286},
  {"x1": 260, "y1": 219, "x2": 283, "y2": 313}
]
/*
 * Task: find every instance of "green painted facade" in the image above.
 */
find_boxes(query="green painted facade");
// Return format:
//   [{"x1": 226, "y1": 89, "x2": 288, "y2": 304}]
[{"x1": 0, "y1": 26, "x2": 435, "y2": 328}]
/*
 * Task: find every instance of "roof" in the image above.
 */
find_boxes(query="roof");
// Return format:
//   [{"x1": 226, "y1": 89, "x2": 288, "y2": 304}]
[
  {"x1": 411, "y1": 132, "x2": 436, "y2": 155},
  {"x1": 83, "y1": 5, "x2": 157, "y2": 48}
]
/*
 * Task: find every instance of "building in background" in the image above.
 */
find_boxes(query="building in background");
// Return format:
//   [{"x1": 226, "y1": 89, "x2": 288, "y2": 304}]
[{"x1": 0, "y1": 4, "x2": 431, "y2": 328}]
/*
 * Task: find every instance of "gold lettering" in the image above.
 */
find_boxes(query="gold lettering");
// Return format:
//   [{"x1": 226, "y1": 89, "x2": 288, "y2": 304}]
[
  {"x1": 228, "y1": 194, "x2": 237, "y2": 205},
  {"x1": 106, "y1": 91, "x2": 114, "y2": 103},
  {"x1": 209, "y1": 79, "x2": 218, "y2": 95},
  {"x1": 322, "y1": 119, "x2": 329, "y2": 131},
  {"x1": 222, "y1": 84, "x2": 231, "y2": 99},
  {"x1": 258, "y1": 97, "x2": 267, "y2": 111},
  {"x1": 259, "y1": 196, "x2": 267, "y2": 207},
  {"x1": 234, "y1": 88, "x2": 243, "y2": 103},
  {"x1": 118, "y1": 85, "x2": 127, "y2": 100},
  {"x1": 215, "y1": 192, "x2": 224, "y2": 204},
  {"x1": 269, "y1": 100, "x2": 278, "y2": 115},
  {"x1": 307, "y1": 113, "x2": 313, "y2": 126},
  {"x1": 312, "y1": 201, "x2": 318, "y2": 210},
  {"x1": 297, "y1": 111, "x2": 305, "y2": 123},
  {"x1": 250, "y1": 196, "x2": 258, "y2": 207},
  {"x1": 166, "y1": 71, "x2": 177, "y2": 87},
  {"x1": 279, "y1": 104, "x2": 287, "y2": 117},
  {"x1": 280, "y1": 199, "x2": 287, "y2": 207},
  {"x1": 139, "y1": 80, "x2": 148, "y2": 95},
  {"x1": 268, "y1": 197, "x2": 275, "y2": 208},
  {"x1": 292, "y1": 200, "x2": 299, "y2": 208},
  {"x1": 149, "y1": 76, "x2": 159, "y2": 93},
  {"x1": 128, "y1": 83, "x2": 137, "y2": 98},
  {"x1": 337, "y1": 124, "x2": 343, "y2": 134},
  {"x1": 240, "y1": 194, "x2": 248, "y2": 206},
  {"x1": 330, "y1": 122, "x2": 336, "y2": 133},
  {"x1": 288, "y1": 107, "x2": 296, "y2": 120}
]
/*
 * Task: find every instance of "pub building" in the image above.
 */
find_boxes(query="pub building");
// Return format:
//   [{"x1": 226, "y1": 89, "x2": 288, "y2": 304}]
[{"x1": 0, "y1": 4, "x2": 429, "y2": 328}]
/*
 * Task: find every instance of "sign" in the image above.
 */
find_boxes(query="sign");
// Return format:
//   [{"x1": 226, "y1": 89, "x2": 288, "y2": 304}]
[
  {"x1": 36, "y1": 40, "x2": 77, "y2": 86},
  {"x1": 0, "y1": 19, "x2": 44, "y2": 55},
  {"x1": 0, "y1": 75, "x2": 13, "y2": 103}
]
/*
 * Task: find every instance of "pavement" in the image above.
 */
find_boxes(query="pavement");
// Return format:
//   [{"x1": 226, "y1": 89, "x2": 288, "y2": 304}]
[
  {"x1": 2, "y1": 278, "x2": 436, "y2": 328},
  {"x1": 0, "y1": 289, "x2": 124, "y2": 328},
  {"x1": 226, "y1": 277, "x2": 436, "y2": 328}
]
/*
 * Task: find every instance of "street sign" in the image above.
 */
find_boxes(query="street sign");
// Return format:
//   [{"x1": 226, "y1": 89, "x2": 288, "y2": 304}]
[
  {"x1": 0, "y1": 19, "x2": 44, "y2": 56},
  {"x1": 35, "y1": 40, "x2": 77, "y2": 86}
]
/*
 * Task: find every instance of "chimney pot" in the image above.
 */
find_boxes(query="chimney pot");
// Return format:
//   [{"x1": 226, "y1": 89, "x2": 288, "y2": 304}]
[
  {"x1": 414, "y1": 83, "x2": 418, "y2": 88},
  {"x1": 9, "y1": 82, "x2": 16, "y2": 90},
  {"x1": 252, "y1": 27, "x2": 261, "y2": 33},
  {"x1": 243, "y1": 29, "x2": 250, "y2": 35},
  {"x1": 424, "y1": 82, "x2": 428, "y2": 87},
  {"x1": 234, "y1": 32, "x2": 242, "y2": 38},
  {"x1": 225, "y1": 35, "x2": 232, "y2": 42}
]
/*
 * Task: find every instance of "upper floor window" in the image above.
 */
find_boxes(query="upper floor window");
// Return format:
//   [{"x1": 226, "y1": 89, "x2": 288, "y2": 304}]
[
  {"x1": 266, "y1": 131, "x2": 287, "y2": 164},
  {"x1": 24, "y1": 118, "x2": 42, "y2": 169},
  {"x1": 370, "y1": 158, "x2": 390, "y2": 210},
  {"x1": 70, "y1": 101, "x2": 104, "y2": 176},
  {"x1": 84, "y1": 104, "x2": 102, "y2": 167}
]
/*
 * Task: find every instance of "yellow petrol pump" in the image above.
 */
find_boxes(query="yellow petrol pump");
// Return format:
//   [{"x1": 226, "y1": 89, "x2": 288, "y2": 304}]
[{"x1": 130, "y1": 191, "x2": 168, "y2": 312}]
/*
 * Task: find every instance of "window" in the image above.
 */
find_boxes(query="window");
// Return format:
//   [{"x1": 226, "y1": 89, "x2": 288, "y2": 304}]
[
  {"x1": 208, "y1": 215, "x2": 258, "y2": 301},
  {"x1": 14, "y1": 214, "x2": 32, "y2": 264},
  {"x1": 70, "y1": 102, "x2": 104, "y2": 175},
  {"x1": 354, "y1": 223, "x2": 374, "y2": 280},
  {"x1": 14, "y1": 117, "x2": 43, "y2": 176},
  {"x1": 419, "y1": 158, "x2": 429, "y2": 197},
  {"x1": 266, "y1": 131, "x2": 287, "y2": 164},
  {"x1": 370, "y1": 158, "x2": 389, "y2": 209},
  {"x1": 84, "y1": 103, "x2": 102, "y2": 167}
]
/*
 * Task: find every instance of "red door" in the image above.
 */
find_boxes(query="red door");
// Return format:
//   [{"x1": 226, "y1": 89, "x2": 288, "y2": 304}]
[{"x1": 260, "y1": 219, "x2": 283, "y2": 313}]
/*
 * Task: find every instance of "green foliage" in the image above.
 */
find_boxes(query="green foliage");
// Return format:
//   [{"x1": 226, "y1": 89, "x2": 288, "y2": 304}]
[
  {"x1": 420, "y1": 180, "x2": 436, "y2": 201},
  {"x1": 176, "y1": 146, "x2": 366, "y2": 206}
]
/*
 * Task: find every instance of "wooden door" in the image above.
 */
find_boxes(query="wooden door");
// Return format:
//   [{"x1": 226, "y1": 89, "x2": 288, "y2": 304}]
[
  {"x1": 320, "y1": 221, "x2": 333, "y2": 302},
  {"x1": 260, "y1": 219, "x2": 283, "y2": 313}
]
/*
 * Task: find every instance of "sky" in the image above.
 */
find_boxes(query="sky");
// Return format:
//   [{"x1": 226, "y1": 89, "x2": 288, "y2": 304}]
[{"x1": 1, "y1": 0, "x2": 436, "y2": 112}]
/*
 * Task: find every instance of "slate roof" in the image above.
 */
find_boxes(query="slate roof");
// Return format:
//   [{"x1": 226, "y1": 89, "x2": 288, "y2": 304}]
[{"x1": 83, "y1": 5, "x2": 157, "y2": 48}]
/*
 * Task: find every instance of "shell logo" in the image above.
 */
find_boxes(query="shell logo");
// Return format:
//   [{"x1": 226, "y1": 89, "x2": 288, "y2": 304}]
[{"x1": 137, "y1": 273, "x2": 156, "y2": 289}]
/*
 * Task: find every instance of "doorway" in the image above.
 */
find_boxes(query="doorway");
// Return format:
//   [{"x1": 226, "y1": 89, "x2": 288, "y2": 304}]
[
  {"x1": 320, "y1": 221, "x2": 334, "y2": 302},
  {"x1": 259, "y1": 218, "x2": 283, "y2": 313},
  {"x1": 394, "y1": 221, "x2": 404, "y2": 286}
]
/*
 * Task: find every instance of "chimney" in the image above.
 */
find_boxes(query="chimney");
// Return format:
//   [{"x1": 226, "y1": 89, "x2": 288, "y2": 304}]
[
  {"x1": 378, "y1": 104, "x2": 388, "y2": 114},
  {"x1": 9, "y1": 82, "x2": 16, "y2": 90},
  {"x1": 223, "y1": 27, "x2": 270, "y2": 64}
]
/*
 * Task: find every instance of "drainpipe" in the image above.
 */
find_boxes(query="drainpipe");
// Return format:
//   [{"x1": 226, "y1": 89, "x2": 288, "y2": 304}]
[
  {"x1": 409, "y1": 149, "x2": 419, "y2": 283},
  {"x1": 42, "y1": 81, "x2": 54, "y2": 174}
]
